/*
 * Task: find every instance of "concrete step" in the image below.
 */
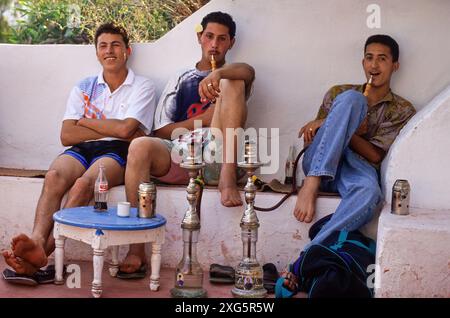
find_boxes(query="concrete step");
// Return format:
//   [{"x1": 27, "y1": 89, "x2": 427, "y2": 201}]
[{"x1": 375, "y1": 206, "x2": 450, "y2": 297}]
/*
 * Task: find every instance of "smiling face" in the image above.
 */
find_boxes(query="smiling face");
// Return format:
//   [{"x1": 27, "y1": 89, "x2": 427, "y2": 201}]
[
  {"x1": 197, "y1": 22, "x2": 235, "y2": 68},
  {"x1": 362, "y1": 43, "x2": 399, "y2": 89},
  {"x1": 96, "y1": 33, "x2": 130, "y2": 73}
]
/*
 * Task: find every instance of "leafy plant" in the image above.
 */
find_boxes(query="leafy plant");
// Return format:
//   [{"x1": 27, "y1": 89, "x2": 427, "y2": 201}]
[
  {"x1": 1, "y1": 0, "x2": 209, "y2": 44},
  {"x1": 0, "y1": 0, "x2": 12, "y2": 42}
]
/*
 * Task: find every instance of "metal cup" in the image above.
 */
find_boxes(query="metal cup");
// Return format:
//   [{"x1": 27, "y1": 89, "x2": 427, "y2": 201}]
[
  {"x1": 391, "y1": 179, "x2": 410, "y2": 215},
  {"x1": 138, "y1": 182, "x2": 156, "y2": 218}
]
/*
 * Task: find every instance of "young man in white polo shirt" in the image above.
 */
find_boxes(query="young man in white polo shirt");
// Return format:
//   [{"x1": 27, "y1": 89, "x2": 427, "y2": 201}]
[{"x1": 2, "y1": 23, "x2": 156, "y2": 278}]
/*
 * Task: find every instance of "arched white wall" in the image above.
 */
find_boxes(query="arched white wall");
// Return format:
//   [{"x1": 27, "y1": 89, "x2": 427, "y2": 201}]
[
  {"x1": 381, "y1": 85, "x2": 450, "y2": 210},
  {"x1": 1, "y1": 0, "x2": 450, "y2": 182}
]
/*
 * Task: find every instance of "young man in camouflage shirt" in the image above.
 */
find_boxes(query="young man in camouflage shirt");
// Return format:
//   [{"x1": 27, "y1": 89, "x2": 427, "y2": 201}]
[
  {"x1": 281, "y1": 34, "x2": 415, "y2": 293},
  {"x1": 295, "y1": 34, "x2": 415, "y2": 247}
]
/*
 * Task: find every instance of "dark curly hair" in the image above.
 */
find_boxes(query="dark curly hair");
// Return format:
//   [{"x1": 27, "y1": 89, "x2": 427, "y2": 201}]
[
  {"x1": 94, "y1": 23, "x2": 130, "y2": 48},
  {"x1": 201, "y1": 11, "x2": 236, "y2": 38},
  {"x1": 365, "y1": 34, "x2": 399, "y2": 62}
]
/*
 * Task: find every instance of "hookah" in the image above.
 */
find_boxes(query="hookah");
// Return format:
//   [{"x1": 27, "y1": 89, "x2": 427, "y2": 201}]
[
  {"x1": 170, "y1": 133, "x2": 207, "y2": 298},
  {"x1": 170, "y1": 54, "x2": 220, "y2": 298},
  {"x1": 231, "y1": 136, "x2": 267, "y2": 298}
]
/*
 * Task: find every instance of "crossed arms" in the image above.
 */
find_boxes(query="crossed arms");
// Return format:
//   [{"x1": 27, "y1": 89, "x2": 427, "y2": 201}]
[{"x1": 60, "y1": 118, "x2": 144, "y2": 146}]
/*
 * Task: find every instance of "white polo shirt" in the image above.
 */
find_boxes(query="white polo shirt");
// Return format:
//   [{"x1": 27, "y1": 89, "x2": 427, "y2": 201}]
[{"x1": 63, "y1": 69, "x2": 156, "y2": 136}]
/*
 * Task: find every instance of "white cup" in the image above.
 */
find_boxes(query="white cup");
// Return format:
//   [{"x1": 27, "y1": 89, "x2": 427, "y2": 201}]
[{"x1": 117, "y1": 202, "x2": 131, "y2": 217}]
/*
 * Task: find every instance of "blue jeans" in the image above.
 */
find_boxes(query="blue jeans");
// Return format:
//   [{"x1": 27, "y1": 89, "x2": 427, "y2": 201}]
[{"x1": 302, "y1": 90, "x2": 383, "y2": 248}]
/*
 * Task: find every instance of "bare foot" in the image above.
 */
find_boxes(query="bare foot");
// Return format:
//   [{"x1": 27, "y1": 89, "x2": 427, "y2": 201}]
[
  {"x1": 293, "y1": 176, "x2": 320, "y2": 223},
  {"x1": 218, "y1": 164, "x2": 243, "y2": 207},
  {"x1": 119, "y1": 254, "x2": 146, "y2": 273},
  {"x1": 2, "y1": 250, "x2": 38, "y2": 275},
  {"x1": 219, "y1": 186, "x2": 243, "y2": 207},
  {"x1": 11, "y1": 234, "x2": 47, "y2": 268}
]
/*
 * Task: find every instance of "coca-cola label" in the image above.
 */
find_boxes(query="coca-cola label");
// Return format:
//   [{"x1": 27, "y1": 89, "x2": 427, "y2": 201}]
[{"x1": 98, "y1": 183, "x2": 108, "y2": 192}]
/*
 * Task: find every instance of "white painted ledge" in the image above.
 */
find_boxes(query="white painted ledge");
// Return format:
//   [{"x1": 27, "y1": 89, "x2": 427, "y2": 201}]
[
  {"x1": 375, "y1": 205, "x2": 450, "y2": 297},
  {"x1": 0, "y1": 176, "x2": 382, "y2": 270}
]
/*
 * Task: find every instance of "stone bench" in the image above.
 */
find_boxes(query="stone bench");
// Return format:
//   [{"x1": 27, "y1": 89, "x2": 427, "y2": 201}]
[{"x1": 0, "y1": 173, "x2": 380, "y2": 271}]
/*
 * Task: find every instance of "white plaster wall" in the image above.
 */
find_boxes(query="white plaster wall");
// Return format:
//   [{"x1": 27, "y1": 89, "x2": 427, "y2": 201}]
[
  {"x1": 381, "y1": 85, "x2": 450, "y2": 210},
  {"x1": 1, "y1": 0, "x2": 450, "y2": 182}
]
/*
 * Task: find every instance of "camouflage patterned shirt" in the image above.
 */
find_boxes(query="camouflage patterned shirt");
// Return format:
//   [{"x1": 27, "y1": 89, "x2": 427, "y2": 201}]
[{"x1": 316, "y1": 84, "x2": 416, "y2": 153}]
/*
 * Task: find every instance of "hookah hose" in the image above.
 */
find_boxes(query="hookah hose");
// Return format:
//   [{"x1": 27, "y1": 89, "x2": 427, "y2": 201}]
[
  {"x1": 193, "y1": 146, "x2": 308, "y2": 215},
  {"x1": 254, "y1": 146, "x2": 308, "y2": 212}
]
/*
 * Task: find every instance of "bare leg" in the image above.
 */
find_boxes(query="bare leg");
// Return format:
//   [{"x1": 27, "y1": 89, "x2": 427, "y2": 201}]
[
  {"x1": 64, "y1": 156, "x2": 126, "y2": 209},
  {"x1": 120, "y1": 137, "x2": 171, "y2": 273},
  {"x1": 211, "y1": 79, "x2": 247, "y2": 207},
  {"x1": 39, "y1": 157, "x2": 126, "y2": 262},
  {"x1": 44, "y1": 233, "x2": 55, "y2": 257},
  {"x1": 293, "y1": 176, "x2": 321, "y2": 223},
  {"x1": 7, "y1": 155, "x2": 85, "y2": 271}
]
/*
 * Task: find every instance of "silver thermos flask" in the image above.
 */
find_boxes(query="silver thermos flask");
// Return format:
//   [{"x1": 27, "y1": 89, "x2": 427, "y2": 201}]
[
  {"x1": 391, "y1": 179, "x2": 410, "y2": 215},
  {"x1": 138, "y1": 182, "x2": 156, "y2": 218}
]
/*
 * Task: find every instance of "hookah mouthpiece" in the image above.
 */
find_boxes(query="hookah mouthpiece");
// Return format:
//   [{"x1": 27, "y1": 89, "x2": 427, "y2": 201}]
[
  {"x1": 210, "y1": 55, "x2": 216, "y2": 71},
  {"x1": 363, "y1": 75, "x2": 373, "y2": 97}
]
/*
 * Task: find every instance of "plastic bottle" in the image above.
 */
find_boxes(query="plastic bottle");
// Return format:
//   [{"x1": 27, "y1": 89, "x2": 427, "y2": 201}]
[{"x1": 94, "y1": 164, "x2": 108, "y2": 211}]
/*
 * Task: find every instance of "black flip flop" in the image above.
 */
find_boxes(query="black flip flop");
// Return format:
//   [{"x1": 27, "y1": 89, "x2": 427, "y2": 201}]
[
  {"x1": 116, "y1": 264, "x2": 147, "y2": 279},
  {"x1": 209, "y1": 263, "x2": 235, "y2": 284},
  {"x1": 2, "y1": 264, "x2": 66, "y2": 286},
  {"x1": 34, "y1": 264, "x2": 66, "y2": 284},
  {"x1": 2, "y1": 268, "x2": 38, "y2": 286}
]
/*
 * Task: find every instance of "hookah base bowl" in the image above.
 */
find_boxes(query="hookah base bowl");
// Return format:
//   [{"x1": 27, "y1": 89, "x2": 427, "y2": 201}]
[
  {"x1": 170, "y1": 287, "x2": 207, "y2": 298},
  {"x1": 231, "y1": 286, "x2": 267, "y2": 298}
]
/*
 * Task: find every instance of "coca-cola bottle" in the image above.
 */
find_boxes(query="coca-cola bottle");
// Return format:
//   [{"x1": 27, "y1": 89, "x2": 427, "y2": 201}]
[{"x1": 94, "y1": 164, "x2": 108, "y2": 211}]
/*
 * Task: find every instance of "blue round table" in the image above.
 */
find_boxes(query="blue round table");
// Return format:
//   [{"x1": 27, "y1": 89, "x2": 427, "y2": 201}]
[
  {"x1": 52, "y1": 206, "x2": 166, "y2": 298},
  {"x1": 53, "y1": 206, "x2": 166, "y2": 231}
]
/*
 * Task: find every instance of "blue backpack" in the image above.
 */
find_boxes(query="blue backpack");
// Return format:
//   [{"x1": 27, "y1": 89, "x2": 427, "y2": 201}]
[{"x1": 283, "y1": 214, "x2": 376, "y2": 298}]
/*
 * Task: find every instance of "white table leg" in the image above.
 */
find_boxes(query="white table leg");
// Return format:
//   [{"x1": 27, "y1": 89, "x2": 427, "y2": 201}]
[
  {"x1": 150, "y1": 243, "x2": 162, "y2": 291},
  {"x1": 109, "y1": 245, "x2": 119, "y2": 277},
  {"x1": 54, "y1": 236, "x2": 66, "y2": 285},
  {"x1": 92, "y1": 248, "x2": 104, "y2": 298}
]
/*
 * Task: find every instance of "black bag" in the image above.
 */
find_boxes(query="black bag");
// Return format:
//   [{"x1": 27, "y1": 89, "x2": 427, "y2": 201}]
[{"x1": 292, "y1": 214, "x2": 376, "y2": 298}]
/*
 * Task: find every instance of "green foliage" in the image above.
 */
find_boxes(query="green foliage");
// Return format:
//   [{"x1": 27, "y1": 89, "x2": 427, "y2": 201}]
[
  {"x1": 1, "y1": 0, "x2": 209, "y2": 44},
  {"x1": 0, "y1": 0, "x2": 12, "y2": 42}
]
